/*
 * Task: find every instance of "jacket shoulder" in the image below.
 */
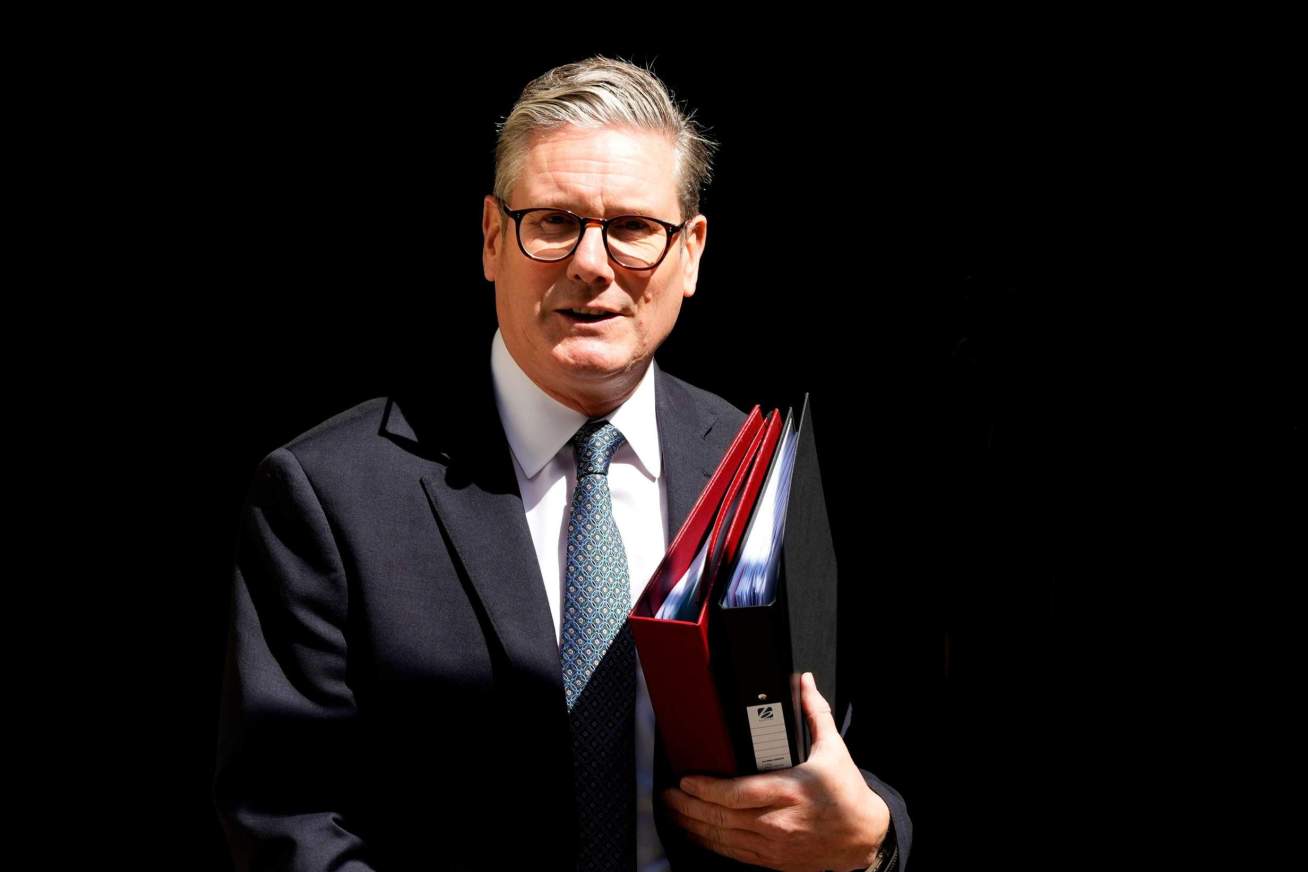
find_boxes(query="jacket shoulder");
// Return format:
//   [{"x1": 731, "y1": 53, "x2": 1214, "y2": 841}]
[
  {"x1": 255, "y1": 396, "x2": 387, "y2": 462},
  {"x1": 247, "y1": 396, "x2": 399, "y2": 490}
]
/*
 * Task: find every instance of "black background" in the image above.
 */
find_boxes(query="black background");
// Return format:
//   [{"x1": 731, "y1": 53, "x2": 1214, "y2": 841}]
[{"x1": 110, "y1": 38, "x2": 1173, "y2": 871}]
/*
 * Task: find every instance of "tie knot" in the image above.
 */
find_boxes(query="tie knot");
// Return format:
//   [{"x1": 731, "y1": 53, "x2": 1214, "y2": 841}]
[{"x1": 571, "y1": 420, "x2": 626, "y2": 476}]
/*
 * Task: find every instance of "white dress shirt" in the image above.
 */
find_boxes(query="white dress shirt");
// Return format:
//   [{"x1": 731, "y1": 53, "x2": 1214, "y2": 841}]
[{"x1": 489, "y1": 328, "x2": 670, "y2": 872}]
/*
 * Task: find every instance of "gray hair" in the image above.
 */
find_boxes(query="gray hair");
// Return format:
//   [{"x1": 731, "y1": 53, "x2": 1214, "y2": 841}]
[{"x1": 492, "y1": 55, "x2": 717, "y2": 226}]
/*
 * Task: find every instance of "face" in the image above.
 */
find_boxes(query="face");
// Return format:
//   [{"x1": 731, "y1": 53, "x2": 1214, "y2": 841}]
[{"x1": 482, "y1": 125, "x2": 708, "y2": 416}]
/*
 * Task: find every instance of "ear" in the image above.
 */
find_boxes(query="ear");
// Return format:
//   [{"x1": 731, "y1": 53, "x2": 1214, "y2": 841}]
[
  {"x1": 482, "y1": 195, "x2": 504, "y2": 282},
  {"x1": 679, "y1": 214, "x2": 708, "y2": 299}
]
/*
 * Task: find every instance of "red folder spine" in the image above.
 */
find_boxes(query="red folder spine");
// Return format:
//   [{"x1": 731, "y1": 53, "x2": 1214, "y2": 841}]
[{"x1": 630, "y1": 406, "x2": 765, "y2": 778}]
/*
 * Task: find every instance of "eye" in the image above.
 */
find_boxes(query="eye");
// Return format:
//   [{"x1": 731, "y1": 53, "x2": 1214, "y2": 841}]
[{"x1": 612, "y1": 217, "x2": 660, "y2": 235}]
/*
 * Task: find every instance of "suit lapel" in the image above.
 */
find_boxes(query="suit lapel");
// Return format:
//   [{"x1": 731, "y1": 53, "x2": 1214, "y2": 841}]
[
  {"x1": 382, "y1": 367, "x2": 579, "y2": 865},
  {"x1": 385, "y1": 366, "x2": 565, "y2": 706},
  {"x1": 655, "y1": 365, "x2": 725, "y2": 540}
]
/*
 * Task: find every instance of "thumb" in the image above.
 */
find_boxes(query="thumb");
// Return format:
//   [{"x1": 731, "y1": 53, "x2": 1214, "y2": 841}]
[{"x1": 801, "y1": 671, "x2": 839, "y2": 750}]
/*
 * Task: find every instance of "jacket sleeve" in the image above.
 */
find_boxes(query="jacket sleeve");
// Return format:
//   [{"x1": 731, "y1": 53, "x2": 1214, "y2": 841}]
[
  {"x1": 212, "y1": 447, "x2": 377, "y2": 871},
  {"x1": 845, "y1": 702, "x2": 912, "y2": 872}
]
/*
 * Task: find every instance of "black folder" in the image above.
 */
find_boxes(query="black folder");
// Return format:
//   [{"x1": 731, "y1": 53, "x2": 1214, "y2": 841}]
[{"x1": 708, "y1": 392, "x2": 839, "y2": 774}]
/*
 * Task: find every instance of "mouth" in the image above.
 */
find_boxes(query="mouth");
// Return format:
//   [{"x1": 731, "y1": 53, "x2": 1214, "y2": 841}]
[{"x1": 557, "y1": 307, "x2": 622, "y2": 324}]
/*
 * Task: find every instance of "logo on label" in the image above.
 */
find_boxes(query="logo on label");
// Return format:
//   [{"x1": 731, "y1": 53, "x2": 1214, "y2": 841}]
[{"x1": 756, "y1": 706, "x2": 774, "y2": 720}]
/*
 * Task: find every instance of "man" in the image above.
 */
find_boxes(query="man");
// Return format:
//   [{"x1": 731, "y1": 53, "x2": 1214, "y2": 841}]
[{"x1": 214, "y1": 56, "x2": 910, "y2": 871}]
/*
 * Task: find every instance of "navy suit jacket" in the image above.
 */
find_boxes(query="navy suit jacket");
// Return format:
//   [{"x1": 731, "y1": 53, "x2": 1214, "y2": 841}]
[{"x1": 213, "y1": 360, "x2": 911, "y2": 871}]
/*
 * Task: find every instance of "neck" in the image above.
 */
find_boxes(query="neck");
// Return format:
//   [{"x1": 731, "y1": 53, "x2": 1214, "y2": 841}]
[
  {"x1": 541, "y1": 376, "x2": 638, "y2": 418},
  {"x1": 496, "y1": 329, "x2": 651, "y2": 418},
  {"x1": 539, "y1": 369, "x2": 644, "y2": 419}
]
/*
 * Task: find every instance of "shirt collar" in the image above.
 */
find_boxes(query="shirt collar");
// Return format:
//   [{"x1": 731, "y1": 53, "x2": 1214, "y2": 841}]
[{"x1": 490, "y1": 328, "x2": 662, "y2": 482}]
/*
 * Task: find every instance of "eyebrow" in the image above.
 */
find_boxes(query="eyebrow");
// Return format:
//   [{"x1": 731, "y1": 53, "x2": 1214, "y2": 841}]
[{"x1": 536, "y1": 200, "x2": 662, "y2": 217}]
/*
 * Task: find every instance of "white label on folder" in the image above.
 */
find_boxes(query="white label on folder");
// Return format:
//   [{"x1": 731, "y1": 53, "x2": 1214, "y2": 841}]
[{"x1": 745, "y1": 704, "x2": 793, "y2": 771}]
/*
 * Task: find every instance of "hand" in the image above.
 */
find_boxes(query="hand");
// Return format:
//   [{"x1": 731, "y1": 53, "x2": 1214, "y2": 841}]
[{"x1": 660, "y1": 672, "x2": 891, "y2": 872}]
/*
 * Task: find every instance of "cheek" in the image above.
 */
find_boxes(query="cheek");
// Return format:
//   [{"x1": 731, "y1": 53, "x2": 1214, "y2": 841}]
[
  {"x1": 498, "y1": 270, "x2": 550, "y2": 319},
  {"x1": 653, "y1": 287, "x2": 683, "y2": 328},
  {"x1": 633, "y1": 291, "x2": 679, "y2": 349}
]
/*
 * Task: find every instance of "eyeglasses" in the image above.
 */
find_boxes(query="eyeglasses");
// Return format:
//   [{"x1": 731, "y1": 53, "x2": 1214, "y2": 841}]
[{"x1": 497, "y1": 197, "x2": 687, "y2": 270}]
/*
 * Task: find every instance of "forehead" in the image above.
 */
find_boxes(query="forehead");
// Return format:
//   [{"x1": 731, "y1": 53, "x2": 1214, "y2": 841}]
[{"x1": 513, "y1": 125, "x2": 680, "y2": 218}]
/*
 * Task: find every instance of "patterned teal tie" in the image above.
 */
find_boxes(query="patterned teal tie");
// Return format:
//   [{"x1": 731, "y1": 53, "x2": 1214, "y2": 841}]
[{"x1": 561, "y1": 419, "x2": 636, "y2": 872}]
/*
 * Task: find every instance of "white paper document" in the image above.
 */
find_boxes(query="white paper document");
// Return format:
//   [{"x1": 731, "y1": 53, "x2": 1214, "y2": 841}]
[{"x1": 723, "y1": 409, "x2": 799, "y2": 609}]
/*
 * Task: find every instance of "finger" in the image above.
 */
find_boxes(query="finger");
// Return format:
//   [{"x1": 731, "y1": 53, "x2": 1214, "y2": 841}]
[
  {"x1": 666, "y1": 807, "x2": 770, "y2": 864},
  {"x1": 801, "y1": 670, "x2": 840, "y2": 750},
  {"x1": 662, "y1": 787, "x2": 762, "y2": 833},
  {"x1": 680, "y1": 773, "x2": 789, "y2": 810}
]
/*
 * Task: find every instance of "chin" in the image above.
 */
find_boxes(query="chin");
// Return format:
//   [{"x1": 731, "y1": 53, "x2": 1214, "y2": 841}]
[{"x1": 551, "y1": 343, "x2": 635, "y2": 381}]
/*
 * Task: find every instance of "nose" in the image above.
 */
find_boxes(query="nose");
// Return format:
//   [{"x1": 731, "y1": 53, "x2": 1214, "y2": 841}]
[{"x1": 567, "y1": 219, "x2": 615, "y2": 287}]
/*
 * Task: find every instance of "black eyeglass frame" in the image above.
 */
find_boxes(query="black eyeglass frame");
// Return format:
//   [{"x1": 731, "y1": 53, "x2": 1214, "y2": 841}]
[{"x1": 497, "y1": 196, "x2": 688, "y2": 271}]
